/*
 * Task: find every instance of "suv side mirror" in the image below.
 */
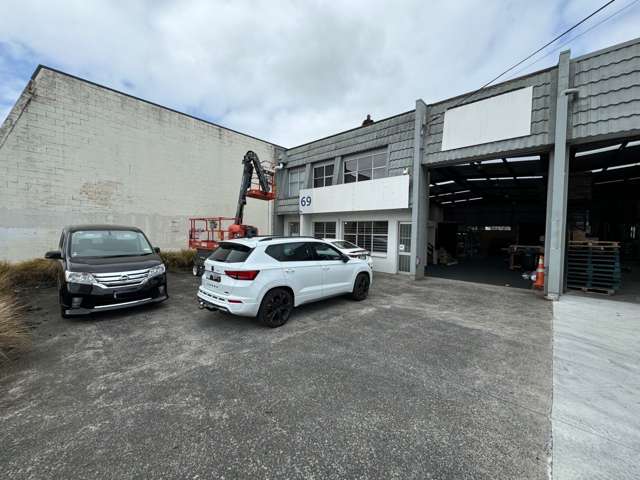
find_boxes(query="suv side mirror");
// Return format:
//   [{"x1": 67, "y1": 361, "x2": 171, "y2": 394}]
[
  {"x1": 154, "y1": 247, "x2": 161, "y2": 253},
  {"x1": 45, "y1": 250, "x2": 62, "y2": 260},
  {"x1": 341, "y1": 254, "x2": 350, "y2": 263}
]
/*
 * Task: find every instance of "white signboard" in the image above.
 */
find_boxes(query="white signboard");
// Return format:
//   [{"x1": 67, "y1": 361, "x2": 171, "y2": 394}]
[
  {"x1": 441, "y1": 86, "x2": 533, "y2": 151},
  {"x1": 299, "y1": 175, "x2": 410, "y2": 214}
]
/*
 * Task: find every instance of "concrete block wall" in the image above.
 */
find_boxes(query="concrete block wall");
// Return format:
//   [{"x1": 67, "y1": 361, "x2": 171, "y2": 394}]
[{"x1": 0, "y1": 67, "x2": 278, "y2": 260}]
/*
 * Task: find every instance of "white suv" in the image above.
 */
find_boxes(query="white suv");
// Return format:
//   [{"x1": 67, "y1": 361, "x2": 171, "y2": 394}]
[{"x1": 197, "y1": 237, "x2": 372, "y2": 327}]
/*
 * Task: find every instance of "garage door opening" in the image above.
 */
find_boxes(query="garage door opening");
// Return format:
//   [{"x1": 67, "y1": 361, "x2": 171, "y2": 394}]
[
  {"x1": 568, "y1": 138, "x2": 640, "y2": 302},
  {"x1": 426, "y1": 155, "x2": 548, "y2": 289}
]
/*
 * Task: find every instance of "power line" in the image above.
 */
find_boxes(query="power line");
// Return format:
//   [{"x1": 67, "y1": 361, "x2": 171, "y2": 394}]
[
  {"x1": 504, "y1": 0, "x2": 640, "y2": 82},
  {"x1": 444, "y1": 0, "x2": 617, "y2": 111}
]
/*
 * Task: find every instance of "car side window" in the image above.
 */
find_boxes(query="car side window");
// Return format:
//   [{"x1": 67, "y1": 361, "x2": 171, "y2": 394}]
[
  {"x1": 265, "y1": 242, "x2": 313, "y2": 262},
  {"x1": 312, "y1": 243, "x2": 344, "y2": 261}
]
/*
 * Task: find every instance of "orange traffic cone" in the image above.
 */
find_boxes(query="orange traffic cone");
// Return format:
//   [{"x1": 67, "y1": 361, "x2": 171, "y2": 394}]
[{"x1": 533, "y1": 254, "x2": 545, "y2": 290}]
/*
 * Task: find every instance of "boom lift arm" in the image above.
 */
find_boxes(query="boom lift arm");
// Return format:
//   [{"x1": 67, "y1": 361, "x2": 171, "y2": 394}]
[{"x1": 229, "y1": 150, "x2": 274, "y2": 238}]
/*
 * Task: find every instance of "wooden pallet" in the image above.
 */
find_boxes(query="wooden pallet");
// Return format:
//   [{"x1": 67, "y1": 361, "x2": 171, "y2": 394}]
[
  {"x1": 566, "y1": 240, "x2": 621, "y2": 293},
  {"x1": 567, "y1": 285, "x2": 616, "y2": 295}
]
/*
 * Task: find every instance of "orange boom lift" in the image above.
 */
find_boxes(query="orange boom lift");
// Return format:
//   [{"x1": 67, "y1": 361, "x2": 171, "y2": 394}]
[{"x1": 188, "y1": 151, "x2": 275, "y2": 275}]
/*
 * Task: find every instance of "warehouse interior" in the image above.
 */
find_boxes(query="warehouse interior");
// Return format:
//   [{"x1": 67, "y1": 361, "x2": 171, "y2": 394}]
[
  {"x1": 567, "y1": 138, "x2": 640, "y2": 301},
  {"x1": 426, "y1": 155, "x2": 548, "y2": 289}
]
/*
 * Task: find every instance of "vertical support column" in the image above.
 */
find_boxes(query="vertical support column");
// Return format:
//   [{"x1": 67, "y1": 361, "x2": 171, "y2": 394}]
[
  {"x1": 272, "y1": 150, "x2": 287, "y2": 235},
  {"x1": 300, "y1": 213, "x2": 312, "y2": 237},
  {"x1": 546, "y1": 50, "x2": 572, "y2": 300},
  {"x1": 410, "y1": 100, "x2": 428, "y2": 279},
  {"x1": 332, "y1": 156, "x2": 343, "y2": 185}
]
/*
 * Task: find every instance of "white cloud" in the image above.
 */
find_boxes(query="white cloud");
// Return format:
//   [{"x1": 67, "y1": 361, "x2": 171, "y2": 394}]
[{"x1": 0, "y1": 0, "x2": 639, "y2": 146}]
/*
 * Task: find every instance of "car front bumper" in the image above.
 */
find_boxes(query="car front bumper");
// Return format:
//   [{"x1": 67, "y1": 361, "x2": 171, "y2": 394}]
[{"x1": 62, "y1": 274, "x2": 168, "y2": 316}]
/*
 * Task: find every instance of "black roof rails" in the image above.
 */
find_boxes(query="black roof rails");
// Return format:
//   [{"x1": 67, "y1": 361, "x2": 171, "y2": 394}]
[{"x1": 258, "y1": 236, "x2": 317, "y2": 242}]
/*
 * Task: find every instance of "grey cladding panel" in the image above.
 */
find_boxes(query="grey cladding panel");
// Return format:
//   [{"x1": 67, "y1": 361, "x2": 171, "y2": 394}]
[
  {"x1": 286, "y1": 112, "x2": 415, "y2": 168},
  {"x1": 570, "y1": 39, "x2": 640, "y2": 140},
  {"x1": 423, "y1": 68, "x2": 555, "y2": 164}
]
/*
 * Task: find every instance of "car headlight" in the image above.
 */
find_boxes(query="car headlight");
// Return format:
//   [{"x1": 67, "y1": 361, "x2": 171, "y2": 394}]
[
  {"x1": 65, "y1": 271, "x2": 96, "y2": 285},
  {"x1": 148, "y1": 264, "x2": 166, "y2": 278}
]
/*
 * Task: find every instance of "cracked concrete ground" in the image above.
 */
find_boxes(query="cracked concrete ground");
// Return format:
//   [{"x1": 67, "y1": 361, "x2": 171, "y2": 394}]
[
  {"x1": 1, "y1": 273, "x2": 552, "y2": 479},
  {"x1": 552, "y1": 295, "x2": 640, "y2": 479}
]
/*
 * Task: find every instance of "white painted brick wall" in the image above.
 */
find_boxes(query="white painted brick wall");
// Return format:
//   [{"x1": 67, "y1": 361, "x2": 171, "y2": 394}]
[{"x1": 0, "y1": 68, "x2": 278, "y2": 260}]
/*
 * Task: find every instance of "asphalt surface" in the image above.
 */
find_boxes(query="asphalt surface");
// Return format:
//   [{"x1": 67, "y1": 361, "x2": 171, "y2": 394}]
[{"x1": 1, "y1": 273, "x2": 553, "y2": 479}]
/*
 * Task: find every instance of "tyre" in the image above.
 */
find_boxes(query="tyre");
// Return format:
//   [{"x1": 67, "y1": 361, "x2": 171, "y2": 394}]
[
  {"x1": 351, "y1": 273, "x2": 370, "y2": 301},
  {"x1": 59, "y1": 298, "x2": 71, "y2": 319},
  {"x1": 257, "y1": 288, "x2": 293, "y2": 328},
  {"x1": 192, "y1": 264, "x2": 201, "y2": 276}
]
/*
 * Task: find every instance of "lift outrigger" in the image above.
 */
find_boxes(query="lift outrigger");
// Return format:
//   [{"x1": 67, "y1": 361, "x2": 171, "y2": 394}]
[{"x1": 188, "y1": 151, "x2": 275, "y2": 275}]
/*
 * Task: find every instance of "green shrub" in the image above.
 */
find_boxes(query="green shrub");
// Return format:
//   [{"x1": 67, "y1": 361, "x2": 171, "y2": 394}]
[
  {"x1": 159, "y1": 249, "x2": 196, "y2": 271},
  {"x1": 0, "y1": 293, "x2": 30, "y2": 361}
]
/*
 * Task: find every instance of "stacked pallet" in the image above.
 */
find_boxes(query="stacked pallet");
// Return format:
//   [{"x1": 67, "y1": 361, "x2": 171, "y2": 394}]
[{"x1": 567, "y1": 241, "x2": 621, "y2": 294}]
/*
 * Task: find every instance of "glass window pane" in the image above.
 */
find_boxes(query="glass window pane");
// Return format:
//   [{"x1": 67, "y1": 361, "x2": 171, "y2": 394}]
[
  {"x1": 360, "y1": 235, "x2": 372, "y2": 251},
  {"x1": 314, "y1": 166, "x2": 324, "y2": 179},
  {"x1": 372, "y1": 221, "x2": 388, "y2": 234},
  {"x1": 358, "y1": 169, "x2": 371, "y2": 182},
  {"x1": 314, "y1": 178, "x2": 323, "y2": 188},
  {"x1": 358, "y1": 157, "x2": 373, "y2": 170},
  {"x1": 344, "y1": 159, "x2": 357, "y2": 173},
  {"x1": 358, "y1": 222, "x2": 372, "y2": 234},
  {"x1": 372, "y1": 167, "x2": 386, "y2": 179},
  {"x1": 325, "y1": 165, "x2": 334, "y2": 176},
  {"x1": 325, "y1": 177, "x2": 333, "y2": 186},
  {"x1": 372, "y1": 235, "x2": 388, "y2": 253},
  {"x1": 344, "y1": 222, "x2": 357, "y2": 234},
  {"x1": 373, "y1": 153, "x2": 386, "y2": 168},
  {"x1": 344, "y1": 234, "x2": 357, "y2": 245},
  {"x1": 325, "y1": 222, "x2": 336, "y2": 236},
  {"x1": 344, "y1": 173, "x2": 356, "y2": 183}
]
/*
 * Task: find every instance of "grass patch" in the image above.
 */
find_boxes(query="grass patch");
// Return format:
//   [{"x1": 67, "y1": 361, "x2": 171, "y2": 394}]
[
  {"x1": 0, "y1": 293, "x2": 30, "y2": 361},
  {"x1": 0, "y1": 259, "x2": 61, "y2": 291},
  {"x1": 160, "y1": 249, "x2": 196, "y2": 271}
]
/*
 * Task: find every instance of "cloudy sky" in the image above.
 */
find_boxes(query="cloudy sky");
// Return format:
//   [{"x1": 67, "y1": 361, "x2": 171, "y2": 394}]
[{"x1": 1, "y1": 0, "x2": 639, "y2": 147}]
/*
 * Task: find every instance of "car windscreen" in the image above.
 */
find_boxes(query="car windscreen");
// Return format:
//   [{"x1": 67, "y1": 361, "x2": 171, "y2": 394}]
[
  {"x1": 209, "y1": 242, "x2": 253, "y2": 263},
  {"x1": 332, "y1": 240, "x2": 360, "y2": 249},
  {"x1": 70, "y1": 230, "x2": 154, "y2": 258}
]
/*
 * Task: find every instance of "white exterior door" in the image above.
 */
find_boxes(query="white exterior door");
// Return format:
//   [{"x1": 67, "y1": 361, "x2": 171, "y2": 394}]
[{"x1": 398, "y1": 223, "x2": 412, "y2": 274}]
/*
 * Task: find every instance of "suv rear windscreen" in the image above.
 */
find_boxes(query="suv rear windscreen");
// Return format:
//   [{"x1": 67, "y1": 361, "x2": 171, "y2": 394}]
[{"x1": 209, "y1": 243, "x2": 253, "y2": 263}]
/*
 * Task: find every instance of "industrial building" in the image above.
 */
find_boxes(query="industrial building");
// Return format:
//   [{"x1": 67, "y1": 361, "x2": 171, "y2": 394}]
[
  {"x1": 0, "y1": 66, "x2": 280, "y2": 261},
  {"x1": 1, "y1": 37, "x2": 639, "y2": 300},
  {"x1": 273, "y1": 37, "x2": 640, "y2": 299}
]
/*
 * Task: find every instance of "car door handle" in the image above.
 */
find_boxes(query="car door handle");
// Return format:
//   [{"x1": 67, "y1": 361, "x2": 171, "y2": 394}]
[
  {"x1": 284, "y1": 268, "x2": 295, "y2": 273},
  {"x1": 323, "y1": 266, "x2": 330, "y2": 271}
]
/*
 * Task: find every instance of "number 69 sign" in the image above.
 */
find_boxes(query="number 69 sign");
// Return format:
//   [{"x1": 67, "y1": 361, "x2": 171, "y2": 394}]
[{"x1": 300, "y1": 195, "x2": 312, "y2": 208}]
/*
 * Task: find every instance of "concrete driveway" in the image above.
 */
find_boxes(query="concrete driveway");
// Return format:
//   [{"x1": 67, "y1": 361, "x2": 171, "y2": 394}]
[{"x1": 1, "y1": 273, "x2": 552, "y2": 479}]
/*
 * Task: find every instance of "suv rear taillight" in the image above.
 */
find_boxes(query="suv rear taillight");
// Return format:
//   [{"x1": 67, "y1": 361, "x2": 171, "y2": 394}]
[{"x1": 225, "y1": 270, "x2": 260, "y2": 280}]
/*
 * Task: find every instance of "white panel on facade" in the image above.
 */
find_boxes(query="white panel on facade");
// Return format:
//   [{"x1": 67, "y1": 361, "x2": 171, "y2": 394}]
[
  {"x1": 298, "y1": 175, "x2": 410, "y2": 214},
  {"x1": 441, "y1": 87, "x2": 533, "y2": 151}
]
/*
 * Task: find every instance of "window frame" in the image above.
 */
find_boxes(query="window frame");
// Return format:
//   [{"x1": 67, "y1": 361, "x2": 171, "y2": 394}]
[
  {"x1": 313, "y1": 221, "x2": 337, "y2": 239},
  {"x1": 287, "y1": 166, "x2": 306, "y2": 197},
  {"x1": 343, "y1": 220, "x2": 389, "y2": 255},
  {"x1": 312, "y1": 160, "x2": 335, "y2": 188},
  {"x1": 343, "y1": 149, "x2": 388, "y2": 184}
]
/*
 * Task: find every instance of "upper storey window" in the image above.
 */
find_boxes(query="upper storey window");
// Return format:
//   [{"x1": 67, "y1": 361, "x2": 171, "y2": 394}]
[
  {"x1": 344, "y1": 150, "x2": 387, "y2": 183},
  {"x1": 313, "y1": 162, "x2": 334, "y2": 188},
  {"x1": 288, "y1": 166, "x2": 305, "y2": 197}
]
